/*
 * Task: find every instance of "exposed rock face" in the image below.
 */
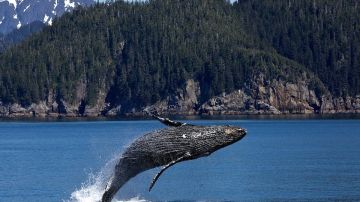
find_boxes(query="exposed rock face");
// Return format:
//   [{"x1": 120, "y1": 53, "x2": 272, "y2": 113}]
[
  {"x1": 83, "y1": 89, "x2": 108, "y2": 117},
  {"x1": 9, "y1": 103, "x2": 28, "y2": 115},
  {"x1": 30, "y1": 101, "x2": 49, "y2": 117},
  {"x1": 0, "y1": 102, "x2": 9, "y2": 116},
  {"x1": 145, "y1": 74, "x2": 360, "y2": 116},
  {"x1": 0, "y1": 76, "x2": 359, "y2": 118},
  {"x1": 199, "y1": 74, "x2": 319, "y2": 115},
  {"x1": 199, "y1": 90, "x2": 281, "y2": 115},
  {"x1": 0, "y1": 84, "x2": 110, "y2": 118},
  {"x1": 144, "y1": 79, "x2": 201, "y2": 115},
  {"x1": 321, "y1": 95, "x2": 360, "y2": 114},
  {"x1": 106, "y1": 105, "x2": 121, "y2": 116}
]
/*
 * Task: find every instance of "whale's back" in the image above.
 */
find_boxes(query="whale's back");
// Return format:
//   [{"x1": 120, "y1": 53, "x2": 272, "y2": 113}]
[{"x1": 122, "y1": 125, "x2": 204, "y2": 167}]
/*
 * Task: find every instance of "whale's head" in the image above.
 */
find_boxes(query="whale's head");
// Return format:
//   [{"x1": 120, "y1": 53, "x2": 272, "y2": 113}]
[
  {"x1": 191, "y1": 125, "x2": 247, "y2": 156},
  {"x1": 218, "y1": 125, "x2": 247, "y2": 146}
]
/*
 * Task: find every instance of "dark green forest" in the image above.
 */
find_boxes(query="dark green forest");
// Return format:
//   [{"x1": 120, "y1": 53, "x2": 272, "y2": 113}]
[
  {"x1": 0, "y1": 21, "x2": 45, "y2": 53},
  {"x1": 0, "y1": 0, "x2": 358, "y2": 111},
  {"x1": 234, "y1": 0, "x2": 360, "y2": 96}
]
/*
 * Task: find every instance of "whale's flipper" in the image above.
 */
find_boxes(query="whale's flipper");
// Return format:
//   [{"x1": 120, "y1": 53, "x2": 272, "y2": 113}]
[
  {"x1": 154, "y1": 116, "x2": 187, "y2": 127},
  {"x1": 149, "y1": 152, "x2": 191, "y2": 191},
  {"x1": 144, "y1": 109, "x2": 189, "y2": 127}
]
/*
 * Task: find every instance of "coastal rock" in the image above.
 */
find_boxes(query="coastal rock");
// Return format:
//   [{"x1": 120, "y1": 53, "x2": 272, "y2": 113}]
[
  {"x1": 106, "y1": 105, "x2": 121, "y2": 116},
  {"x1": 58, "y1": 100, "x2": 78, "y2": 117},
  {"x1": 145, "y1": 79, "x2": 200, "y2": 115},
  {"x1": 320, "y1": 95, "x2": 360, "y2": 113},
  {"x1": 320, "y1": 95, "x2": 335, "y2": 113},
  {"x1": 200, "y1": 90, "x2": 255, "y2": 115},
  {"x1": 0, "y1": 76, "x2": 359, "y2": 118},
  {"x1": 268, "y1": 80, "x2": 320, "y2": 114},
  {"x1": 83, "y1": 89, "x2": 108, "y2": 117},
  {"x1": 8, "y1": 104, "x2": 32, "y2": 117},
  {"x1": 0, "y1": 104, "x2": 9, "y2": 116},
  {"x1": 200, "y1": 73, "x2": 320, "y2": 115},
  {"x1": 9, "y1": 104, "x2": 28, "y2": 114},
  {"x1": 30, "y1": 102, "x2": 49, "y2": 117},
  {"x1": 50, "y1": 101, "x2": 59, "y2": 113},
  {"x1": 354, "y1": 96, "x2": 360, "y2": 110}
]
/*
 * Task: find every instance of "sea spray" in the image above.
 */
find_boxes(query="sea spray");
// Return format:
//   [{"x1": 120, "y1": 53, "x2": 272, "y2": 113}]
[
  {"x1": 68, "y1": 150, "x2": 149, "y2": 202},
  {"x1": 69, "y1": 154, "x2": 119, "y2": 202},
  {"x1": 68, "y1": 157, "x2": 148, "y2": 202}
]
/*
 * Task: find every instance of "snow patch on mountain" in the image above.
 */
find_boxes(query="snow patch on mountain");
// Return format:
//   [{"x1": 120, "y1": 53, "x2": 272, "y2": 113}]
[
  {"x1": 16, "y1": 21, "x2": 21, "y2": 29},
  {"x1": 0, "y1": 0, "x2": 17, "y2": 8},
  {"x1": 23, "y1": 5, "x2": 30, "y2": 12},
  {"x1": 43, "y1": 14, "x2": 53, "y2": 25},
  {"x1": 0, "y1": 0, "x2": 94, "y2": 34},
  {"x1": 43, "y1": 14, "x2": 49, "y2": 23},
  {"x1": 53, "y1": 0, "x2": 58, "y2": 15},
  {"x1": 64, "y1": 0, "x2": 76, "y2": 11},
  {"x1": 48, "y1": 17, "x2": 53, "y2": 25}
]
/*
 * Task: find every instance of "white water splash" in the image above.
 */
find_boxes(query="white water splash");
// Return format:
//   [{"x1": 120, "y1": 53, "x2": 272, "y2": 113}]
[
  {"x1": 116, "y1": 197, "x2": 149, "y2": 202},
  {"x1": 67, "y1": 154, "x2": 149, "y2": 202}
]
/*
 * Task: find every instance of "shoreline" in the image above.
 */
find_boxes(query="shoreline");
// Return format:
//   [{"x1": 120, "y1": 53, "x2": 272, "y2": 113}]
[{"x1": 1, "y1": 113, "x2": 360, "y2": 122}]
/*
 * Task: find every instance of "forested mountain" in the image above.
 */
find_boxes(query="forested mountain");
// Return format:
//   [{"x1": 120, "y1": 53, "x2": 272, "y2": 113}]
[
  {"x1": 0, "y1": 0, "x2": 94, "y2": 34},
  {"x1": 0, "y1": 0, "x2": 95, "y2": 52},
  {"x1": 0, "y1": 0, "x2": 359, "y2": 117},
  {"x1": 0, "y1": 21, "x2": 44, "y2": 52},
  {"x1": 234, "y1": 0, "x2": 360, "y2": 97}
]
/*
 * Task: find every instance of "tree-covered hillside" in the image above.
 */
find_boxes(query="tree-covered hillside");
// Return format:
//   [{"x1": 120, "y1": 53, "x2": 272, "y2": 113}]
[
  {"x1": 234, "y1": 0, "x2": 360, "y2": 96},
  {"x1": 0, "y1": 0, "x2": 358, "y2": 114},
  {"x1": 0, "y1": 21, "x2": 45, "y2": 53}
]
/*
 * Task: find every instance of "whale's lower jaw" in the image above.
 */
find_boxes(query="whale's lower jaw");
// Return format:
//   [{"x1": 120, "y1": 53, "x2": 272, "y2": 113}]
[
  {"x1": 102, "y1": 175, "x2": 123, "y2": 202},
  {"x1": 101, "y1": 158, "x2": 153, "y2": 202},
  {"x1": 102, "y1": 186, "x2": 116, "y2": 202},
  {"x1": 102, "y1": 173, "x2": 131, "y2": 202}
]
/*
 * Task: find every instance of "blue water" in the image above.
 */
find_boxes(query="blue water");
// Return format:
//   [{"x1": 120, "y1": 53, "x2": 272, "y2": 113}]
[{"x1": 0, "y1": 120, "x2": 360, "y2": 201}]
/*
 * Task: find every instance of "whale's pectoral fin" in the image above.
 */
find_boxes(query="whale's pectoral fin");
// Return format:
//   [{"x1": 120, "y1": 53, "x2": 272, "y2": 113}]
[
  {"x1": 156, "y1": 116, "x2": 187, "y2": 127},
  {"x1": 145, "y1": 109, "x2": 189, "y2": 127},
  {"x1": 149, "y1": 152, "x2": 191, "y2": 191}
]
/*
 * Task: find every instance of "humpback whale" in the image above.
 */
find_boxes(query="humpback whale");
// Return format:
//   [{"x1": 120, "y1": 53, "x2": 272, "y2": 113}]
[{"x1": 102, "y1": 113, "x2": 247, "y2": 202}]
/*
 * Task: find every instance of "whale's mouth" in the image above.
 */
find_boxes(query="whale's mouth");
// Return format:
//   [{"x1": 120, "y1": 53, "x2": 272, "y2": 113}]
[
  {"x1": 225, "y1": 127, "x2": 247, "y2": 140},
  {"x1": 238, "y1": 128, "x2": 247, "y2": 138}
]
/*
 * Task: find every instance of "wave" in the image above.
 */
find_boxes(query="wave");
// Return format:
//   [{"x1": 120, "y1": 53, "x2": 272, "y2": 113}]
[{"x1": 67, "y1": 154, "x2": 149, "y2": 202}]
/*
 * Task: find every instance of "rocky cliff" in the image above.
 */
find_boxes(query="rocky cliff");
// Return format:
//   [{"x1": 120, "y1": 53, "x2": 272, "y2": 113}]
[
  {"x1": 1, "y1": 75, "x2": 359, "y2": 118},
  {"x1": 145, "y1": 74, "x2": 360, "y2": 116}
]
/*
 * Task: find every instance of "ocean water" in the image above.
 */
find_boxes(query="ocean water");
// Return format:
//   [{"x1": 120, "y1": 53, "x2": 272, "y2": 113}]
[{"x1": 0, "y1": 119, "x2": 360, "y2": 202}]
